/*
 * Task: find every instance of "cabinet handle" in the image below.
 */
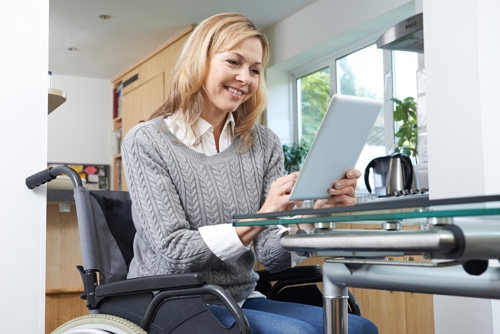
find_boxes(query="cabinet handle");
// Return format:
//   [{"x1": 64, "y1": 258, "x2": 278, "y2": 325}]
[{"x1": 123, "y1": 73, "x2": 139, "y2": 88}]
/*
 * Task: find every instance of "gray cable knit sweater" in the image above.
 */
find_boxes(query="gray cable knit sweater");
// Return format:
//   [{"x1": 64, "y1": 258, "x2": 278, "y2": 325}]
[{"x1": 122, "y1": 116, "x2": 292, "y2": 303}]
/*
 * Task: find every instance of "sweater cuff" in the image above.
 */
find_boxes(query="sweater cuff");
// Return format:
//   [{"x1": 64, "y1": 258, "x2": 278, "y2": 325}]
[{"x1": 199, "y1": 224, "x2": 250, "y2": 263}]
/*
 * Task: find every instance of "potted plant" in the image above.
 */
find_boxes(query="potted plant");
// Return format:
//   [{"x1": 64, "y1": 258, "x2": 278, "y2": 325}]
[
  {"x1": 282, "y1": 142, "x2": 309, "y2": 175},
  {"x1": 391, "y1": 96, "x2": 418, "y2": 162}
]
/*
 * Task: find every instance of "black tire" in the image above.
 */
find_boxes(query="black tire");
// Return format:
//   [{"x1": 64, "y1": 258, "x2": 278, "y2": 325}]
[{"x1": 52, "y1": 314, "x2": 147, "y2": 334}]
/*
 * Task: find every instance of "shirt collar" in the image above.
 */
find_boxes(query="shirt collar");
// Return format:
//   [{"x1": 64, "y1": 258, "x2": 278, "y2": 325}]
[
  {"x1": 165, "y1": 112, "x2": 235, "y2": 148},
  {"x1": 197, "y1": 112, "x2": 235, "y2": 137}
]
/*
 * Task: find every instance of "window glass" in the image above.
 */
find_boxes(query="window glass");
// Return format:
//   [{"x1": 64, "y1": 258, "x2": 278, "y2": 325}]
[
  {"x1": 297, "y1": 67, "x2": 330, "y2": 149},
  {"x1": 336, "y1": 45, "x2": 385, "y2": 193},
  {"x1": 392, "y1": 51, "x2": 419, "y2": 160},
  {"x1": 293, "y1": 46, "x2": 419, "y2": 194},
  {"x1": 393, "y1": 51, "x2": 418, "y2": 100}
]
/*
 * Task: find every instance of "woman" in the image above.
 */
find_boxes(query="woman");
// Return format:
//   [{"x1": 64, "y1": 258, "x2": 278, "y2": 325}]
[{"x1": 121, "y1": 12, "x2": 377, "y2": 334}]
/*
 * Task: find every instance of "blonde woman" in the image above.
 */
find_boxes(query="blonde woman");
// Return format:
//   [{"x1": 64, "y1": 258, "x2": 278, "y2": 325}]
[{"x1": 122, "y1": 12, "x2": 377, "y2": 334}]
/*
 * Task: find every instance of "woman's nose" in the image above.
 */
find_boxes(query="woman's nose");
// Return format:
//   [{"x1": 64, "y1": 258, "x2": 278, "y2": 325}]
[{"x1": 236, "y1": 68, "x2": 251, "y2": 84}]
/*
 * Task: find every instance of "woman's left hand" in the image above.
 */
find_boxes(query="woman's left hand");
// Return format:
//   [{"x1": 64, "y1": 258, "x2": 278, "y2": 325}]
[{"x1": 314, "y1": 168, "x2": 360, "y2": 209}]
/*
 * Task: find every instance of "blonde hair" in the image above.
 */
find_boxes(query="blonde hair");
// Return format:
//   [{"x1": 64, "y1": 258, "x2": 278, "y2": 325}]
[{"x1": 149, "y1": 12, "x2": 269, "y2": 149}]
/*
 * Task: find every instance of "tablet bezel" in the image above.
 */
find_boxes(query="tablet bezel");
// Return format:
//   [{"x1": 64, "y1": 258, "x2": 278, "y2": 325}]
[{"x1": 289, "y1": 94, "x2": 383, "y2": 201}]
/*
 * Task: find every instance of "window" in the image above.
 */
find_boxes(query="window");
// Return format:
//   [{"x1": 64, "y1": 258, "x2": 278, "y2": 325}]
[
  {"x1": 293, "y1": 45, "x2": 419, "y2": 193},
  {"x1": 336, "y1": 45, "x2": 385, "y2": 192},
  {"x1": 297, "y1": 67, "x2": 331, "y2": 149},
  {"x1": 393, "y1": 51, "x2": 418, "y2": 101}
]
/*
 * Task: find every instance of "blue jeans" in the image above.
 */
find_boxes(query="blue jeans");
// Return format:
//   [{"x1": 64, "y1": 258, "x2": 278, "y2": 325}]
[{"x1": 208, "y1": 298, "x2": 378, "y2": 334}]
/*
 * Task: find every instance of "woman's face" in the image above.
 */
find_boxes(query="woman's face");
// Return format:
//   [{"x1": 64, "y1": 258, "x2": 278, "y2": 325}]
[{"x1": 202, "y1": 37, "x2": 263, "y2": 121}]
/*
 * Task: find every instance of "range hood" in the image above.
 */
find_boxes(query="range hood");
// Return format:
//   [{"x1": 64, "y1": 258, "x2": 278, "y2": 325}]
[{"x1": 376, "y1": 13, "x2": 424, "y2": 53}]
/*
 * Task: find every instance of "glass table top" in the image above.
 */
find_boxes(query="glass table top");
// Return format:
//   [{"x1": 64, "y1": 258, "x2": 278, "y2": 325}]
[{"x1": 232, "y1": 193, "x2": 500, "y2": 227}]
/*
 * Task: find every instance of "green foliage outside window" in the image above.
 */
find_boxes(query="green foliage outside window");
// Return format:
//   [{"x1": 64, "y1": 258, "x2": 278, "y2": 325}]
[
  {"x1": 299, "y1": 68, "x2": 330, "y2": 149},
  {"x1": 391, "y1": 96, "x2": 418, "y2": 160},
  {"x1": 282, "y1": 142, "x2": 309, "y2": 175},
  {"x1": 285, "y1": 68, "x2": 330, "y2": 175}
]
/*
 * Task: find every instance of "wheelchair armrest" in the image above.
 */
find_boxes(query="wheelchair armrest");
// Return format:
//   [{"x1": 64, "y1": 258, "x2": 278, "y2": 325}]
[
  {"x1": 95, "y1": 272, "x2": 207, "y2": 297},
  {"x1": 256, "y1": 265, "x2": 322, "y2": 282}
]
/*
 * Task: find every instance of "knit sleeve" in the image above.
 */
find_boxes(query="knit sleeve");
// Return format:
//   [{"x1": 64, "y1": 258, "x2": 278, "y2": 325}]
[
  {"x1": 122, "y1": 125, "x2": 222, "y2": 276},
  {"x1": 252, "y1": 127, "x2": 292, "y2": 273}
]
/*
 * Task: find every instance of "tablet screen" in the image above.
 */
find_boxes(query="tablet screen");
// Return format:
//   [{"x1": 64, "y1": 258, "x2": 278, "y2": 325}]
[{"x1": 289, "y1": 94, "x2": 383, "y2": 201}]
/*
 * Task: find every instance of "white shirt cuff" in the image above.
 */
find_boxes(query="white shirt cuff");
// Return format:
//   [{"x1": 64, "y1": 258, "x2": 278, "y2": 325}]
[{"x1": 199, "y1": 223, "x2": 250, "y2": 263}]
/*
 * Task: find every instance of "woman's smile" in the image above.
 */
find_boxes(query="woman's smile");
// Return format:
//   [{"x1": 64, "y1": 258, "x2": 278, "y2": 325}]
[{"x1": 226, "y1": 86, "x2": 244, "y2": 97}]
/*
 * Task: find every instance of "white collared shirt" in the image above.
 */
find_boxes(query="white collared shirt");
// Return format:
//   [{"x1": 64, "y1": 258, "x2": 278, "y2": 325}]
[{"x1": 164, "y1": 113, "x2": 235, "y2": 156}]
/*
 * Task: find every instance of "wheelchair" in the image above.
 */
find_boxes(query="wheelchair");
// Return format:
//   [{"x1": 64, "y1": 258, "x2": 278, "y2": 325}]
[{"x1": 27, "y1": 166, "x2": 360, "y2": 333}]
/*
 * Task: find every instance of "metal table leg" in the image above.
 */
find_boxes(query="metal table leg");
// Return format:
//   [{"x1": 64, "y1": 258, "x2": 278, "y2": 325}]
[{"x1": 323, "y1": 268, "x2": 348, "y2": 334}]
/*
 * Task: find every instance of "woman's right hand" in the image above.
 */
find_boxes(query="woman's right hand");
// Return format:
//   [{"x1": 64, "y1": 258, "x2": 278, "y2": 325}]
[
  {"x1": 236, "y1": 172, "x2": 302, "y2": 246},
  {"x1": 258, "y1": 171, "x2": 302, "y2": 214}
]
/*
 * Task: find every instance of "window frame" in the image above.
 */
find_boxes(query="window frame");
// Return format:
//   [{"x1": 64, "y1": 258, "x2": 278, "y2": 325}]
[{"x1": 290, "y1": 42, "x2": 397, "y2": 154}]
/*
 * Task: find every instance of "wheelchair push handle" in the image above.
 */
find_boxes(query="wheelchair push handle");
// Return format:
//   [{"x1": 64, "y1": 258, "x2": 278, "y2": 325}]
[{"x1": 26, "y1": 166, "x2": 83, "y2": 189}]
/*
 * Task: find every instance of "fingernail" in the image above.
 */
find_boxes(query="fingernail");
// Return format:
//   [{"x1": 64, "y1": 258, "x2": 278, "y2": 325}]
[
  {"x1": 336, "y1": 182, "x2": 342, "y2": 187},
  {"x1": 329, "y1": 188, "x2": 336, "y2": 194},
  {"x1": 347, "y1": 172, "x2": 353, "y2": 177}
]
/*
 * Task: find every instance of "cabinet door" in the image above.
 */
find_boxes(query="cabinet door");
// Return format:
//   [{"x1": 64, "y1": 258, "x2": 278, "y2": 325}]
[
  {"x1": 122, "y1": 73, "x2": 164, "y2": 139},
  {"x1": 351, "y1": 287, "x2": 434, "y2": 334},
  {"x1": 121, "y1": 73, "x2": 164, "y2": 191}
]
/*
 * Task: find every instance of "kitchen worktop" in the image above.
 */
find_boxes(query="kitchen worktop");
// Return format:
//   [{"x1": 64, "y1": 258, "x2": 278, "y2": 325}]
[{"x1": 47, "y1": 189, "x2": 129, "y2": 202}]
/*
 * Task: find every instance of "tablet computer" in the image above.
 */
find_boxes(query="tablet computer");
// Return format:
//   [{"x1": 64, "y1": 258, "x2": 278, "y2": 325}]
[{"x1": 289, "y1": 94, "x2": 383, "y2": 201}]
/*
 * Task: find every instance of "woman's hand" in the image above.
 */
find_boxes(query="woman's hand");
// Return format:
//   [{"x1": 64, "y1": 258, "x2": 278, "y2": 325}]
[
  {"x1": 314, "y1": 168, "x2": 360, "y2": 209},
  {"x1": 258, "y1": 171, "x2": 302, "y2": 214},
  {"x1": 236, "y1": 172, "x2": 302, "y2": 246}
]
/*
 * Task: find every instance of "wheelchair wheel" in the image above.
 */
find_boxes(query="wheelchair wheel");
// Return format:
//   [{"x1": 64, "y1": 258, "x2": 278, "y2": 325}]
[{"x1": 52, "y1": 314, "x2": 147, "y2": 334}]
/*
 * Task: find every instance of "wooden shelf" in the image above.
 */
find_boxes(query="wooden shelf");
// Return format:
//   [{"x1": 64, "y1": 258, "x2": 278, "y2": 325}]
[
  {"x1": 48, "y1": 88, "x2": 67, "y2": 114},
  {"x1": 46, "y1": 288, "x2": 83, "y2": 295}
]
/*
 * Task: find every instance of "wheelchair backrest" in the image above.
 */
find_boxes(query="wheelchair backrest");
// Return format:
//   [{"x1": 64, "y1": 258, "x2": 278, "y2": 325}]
[{"x1": 88, "y1": 191, "x2": 136, "y2": 284}]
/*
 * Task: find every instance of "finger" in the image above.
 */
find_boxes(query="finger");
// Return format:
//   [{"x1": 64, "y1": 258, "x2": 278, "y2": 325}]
[
  {"x1": 329, "y1": 184, "x2": 356, "y2": 197},
  {"x1": 325, "y1": 194, "x2": 357, "y2": 207},
  {"x1": 345, "y1": 168, "x2": 361, "y2": 179},
  {"x1": 275, "y1": 171, "x2": 299, "y2": 187},
  {"x1": 332, "y1": 169, "x2": 360, "y2": 190},
  {"x1": 333, "y1": 177, "x2": 358, "y2": 190},
  {"x1": 283, "y1": 171, "x2": 300, "y2": 182},
  {"x1": 269, "y1": 173, "x2": 298, "y2": 196}
]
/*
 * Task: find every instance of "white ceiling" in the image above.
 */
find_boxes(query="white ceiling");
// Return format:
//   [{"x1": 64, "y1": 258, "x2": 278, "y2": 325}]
[{"x1": 49, "y1": 0, "x2": 316, "y2": 79}]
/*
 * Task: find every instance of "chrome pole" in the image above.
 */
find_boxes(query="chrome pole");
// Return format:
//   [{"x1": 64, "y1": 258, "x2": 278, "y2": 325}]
[
  {"x1": 323, "y1": 261, "x2": 500, "y2": 299},
  {"x1": 323, "y1": 270, "x2": 348, "y2": 334},
  {"x1": 281, "y1": 229, "x2": 456, "y2": 253}
]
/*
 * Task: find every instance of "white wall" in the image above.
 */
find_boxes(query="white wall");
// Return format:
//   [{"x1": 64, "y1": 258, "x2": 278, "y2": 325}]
[
  {"x1": 266, "y1": 68, "x2": 293, "y2": 144},
  {"x1": 424, "y1": 0, "x2": 500, "y2": 333},
  {"x1": 265, "y1": 0, "x2": 414, "y2": 70},
  {"x1": 0, "y1": 1, "x2": 48, "y2": 332},
  {"x1": 48, "y1": 75, "x2": 113, "y2": 165},
  {"x1": 426, "y1": 0, "x2": 500, "y2": 199}
]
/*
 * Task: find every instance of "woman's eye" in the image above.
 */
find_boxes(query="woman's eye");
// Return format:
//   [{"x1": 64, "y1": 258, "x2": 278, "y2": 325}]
[
  {"x1": 227, "y1": 60, "x2": 239, "y2": 66},
  {"x1": 251, "y1": 69, "x2": 261, "y2": 76}
]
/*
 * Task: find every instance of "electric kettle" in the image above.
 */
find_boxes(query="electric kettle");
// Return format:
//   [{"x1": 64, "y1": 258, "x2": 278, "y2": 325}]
[{"x1": 364, "y1": 153, "x2": 414, "y2": 197}]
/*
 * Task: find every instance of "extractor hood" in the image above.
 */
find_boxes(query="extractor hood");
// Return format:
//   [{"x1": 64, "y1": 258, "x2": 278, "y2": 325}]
[{"x1": 376, "y1": 13, "x2": 423, "y2": 53}]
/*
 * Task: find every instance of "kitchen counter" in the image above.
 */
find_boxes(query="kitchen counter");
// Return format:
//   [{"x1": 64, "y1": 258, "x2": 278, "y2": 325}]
[{"x1": 47, "y1": 189, "x2": 129, "y2": 202}]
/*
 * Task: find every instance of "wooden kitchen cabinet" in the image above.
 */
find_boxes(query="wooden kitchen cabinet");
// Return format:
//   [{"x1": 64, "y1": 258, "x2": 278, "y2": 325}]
[
  {"x1": 111, "y1": 25, "x2": 194, "y2": 190},
  {"x1": 46, "y1": 202, "x2": 86, "y2": 333},
  {"x1": 351, "y1": 285, "x2": 434, "y2": 334},
  {"x1": 122, "y1": 73, "x2": 165, "y2": 140}
]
